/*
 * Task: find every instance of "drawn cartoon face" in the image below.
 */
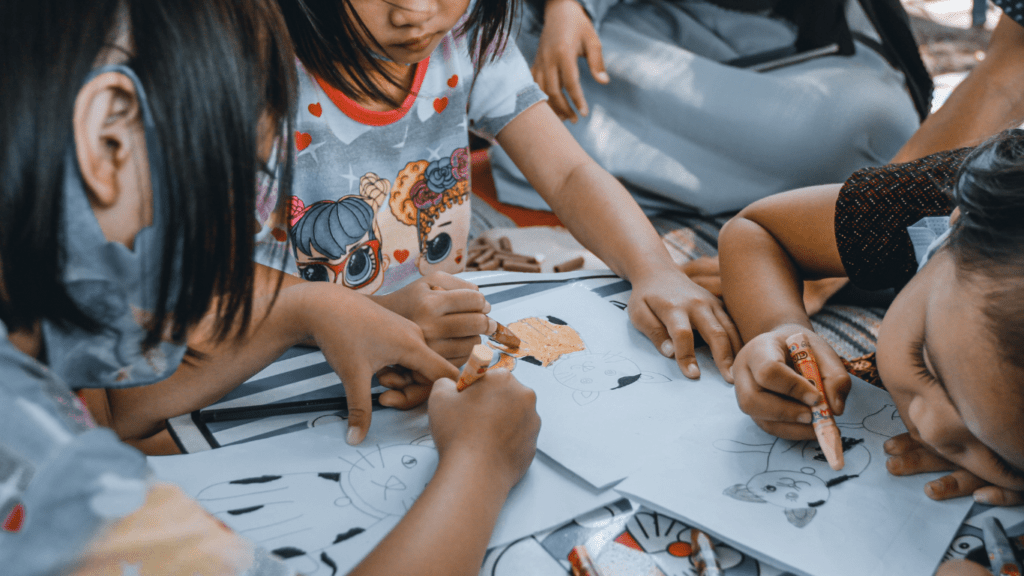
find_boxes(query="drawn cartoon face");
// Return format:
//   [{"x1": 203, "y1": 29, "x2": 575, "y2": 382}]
[
  {"x1": 746, "y1": 470, "x2": 829, "y2": 509},
  {"x1": 417, "y1": 197, "x2": 469, "y2": 275},
  {"x1": 340, "y1": 445, "x2": 438, "y2": 518},
  {"x1": 553, "y1": 353, "x2": 644, "y2": 393}
]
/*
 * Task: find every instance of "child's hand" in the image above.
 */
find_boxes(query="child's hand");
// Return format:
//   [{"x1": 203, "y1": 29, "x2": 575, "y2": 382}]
[
  {"x1": 376, "y1": 366, "x2": 434, "y2": 410},
  {"x1": 428, "y1": 370, "x2": 540, "y2": 491},
  {"x1": 732, "y1": 325, "x2": 851, "y2": 439},
  {"x1": 301, "y1": 285, "x2": 458, "y2": 445},
  {"x1": 885, "y1": 433, "x2": 1024, "y2": 506},
  {"x1": 533, "y1": 0, "x2": 610, "y2": 123},
  {"x1": 628, "y1": 269, "x2": 742, "y2": 382},
  {"x1": 373, "y1": 272, "x2": 494, "y2": 366}
]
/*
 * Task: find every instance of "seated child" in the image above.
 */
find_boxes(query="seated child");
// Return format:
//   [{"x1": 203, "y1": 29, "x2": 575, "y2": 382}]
[
  {"x1": 718, "y1": 130, "x2": 1024, "y2": 524},
  {"x1": 263, "y1": 0, "x2": 742, "y2": 390},
  {"x1": 0, "y1": 1, "x2": 540, "y2": 574}
]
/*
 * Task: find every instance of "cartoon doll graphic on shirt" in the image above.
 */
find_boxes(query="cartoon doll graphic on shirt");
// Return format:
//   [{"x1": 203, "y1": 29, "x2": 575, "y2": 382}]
[
  {"x1": 388, "y1": 148, "x2": 471, "y2": 276},
  {"x1": 289, "y1": 172, "x2": 391, "y2": 294}
]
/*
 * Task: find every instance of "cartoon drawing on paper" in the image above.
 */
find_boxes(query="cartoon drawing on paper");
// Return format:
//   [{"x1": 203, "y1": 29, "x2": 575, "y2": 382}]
[
  {"x1": 719, "y1": 404, "x2": 903, "y2": 528},
  {"x1": 490, "y1": 316, "x2": 669, "y2": 405},
  {"x1": 196, "y1": 437, "x2": 437, "y2": 575}
]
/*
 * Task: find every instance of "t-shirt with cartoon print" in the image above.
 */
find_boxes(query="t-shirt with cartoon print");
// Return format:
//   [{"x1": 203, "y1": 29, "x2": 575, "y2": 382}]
[{"x1": 255, "y1": 32, "x2": 546, "y2": 294}]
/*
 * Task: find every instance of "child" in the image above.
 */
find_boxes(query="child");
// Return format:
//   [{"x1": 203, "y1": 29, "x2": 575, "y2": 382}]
[
  {"x1": 0, "y1": 1, "x2": 539, "y2": 574},
  {"x1": 266, "y1": 0, "x2": 741, "y2": 385},
  {"x1": 717, "y1": 131, "x2": 1024, "y2": 524}
]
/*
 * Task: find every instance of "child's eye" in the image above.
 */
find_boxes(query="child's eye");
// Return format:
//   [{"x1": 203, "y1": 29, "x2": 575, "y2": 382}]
[{"x1": 909, "y1": 335, "x2": 936, "y2": 383}]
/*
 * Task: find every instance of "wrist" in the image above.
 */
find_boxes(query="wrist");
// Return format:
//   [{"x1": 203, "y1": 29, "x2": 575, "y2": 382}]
[{"x1": 438, "y1": 443, "x2": 522, "y2": 497}]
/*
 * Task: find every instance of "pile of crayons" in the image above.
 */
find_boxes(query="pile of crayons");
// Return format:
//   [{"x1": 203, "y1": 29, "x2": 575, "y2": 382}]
[{"x1": 464, "y1": 235, "x2": 585, "y2": 273}]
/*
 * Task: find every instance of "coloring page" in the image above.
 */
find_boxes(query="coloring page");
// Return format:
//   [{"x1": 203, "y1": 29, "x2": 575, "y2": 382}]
[
  {"x1": 488, "y1": 285, "x2": 732, "y2": 488},
  {"x1": 616, "y1": 378, "x2": 974, "y2": 576},
  {"x1": 149, "y1": 406, "x2": 618, "y2": 576}
]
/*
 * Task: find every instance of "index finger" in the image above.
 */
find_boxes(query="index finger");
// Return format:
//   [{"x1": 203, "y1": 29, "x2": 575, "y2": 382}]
[
  {"x1": 559, "y1": 53, "x2": 589, "y2": 118},
  {"x1": 401, "y1": 339, "x2": 461, "y2": 383},
  {"x1": 426, "y1": 273, "x2": 479, "y2": 291},
  {"x1": 693, "y1": 307, "x2": 739, "y2": 383},
  {"x1": 337, "y1": 365, "x2": 375, "y2": 445}
]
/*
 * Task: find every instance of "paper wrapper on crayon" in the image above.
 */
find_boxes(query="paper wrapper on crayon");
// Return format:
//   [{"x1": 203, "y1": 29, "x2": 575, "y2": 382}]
[
  {"x1": 488, "y1": 316, "x2": 586, "y2": 367},
  {"x1": 568, "y1": 545, "x2": 600, "y2": 576},
  {"x1": 785, "y1": 334, "x2": 845, "y2": 471},
  {"x1": 457, "y1": 345, "x2": 494, "y2": 391}
]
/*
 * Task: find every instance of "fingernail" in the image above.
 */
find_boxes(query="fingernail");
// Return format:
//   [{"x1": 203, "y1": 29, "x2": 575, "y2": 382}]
[
  {"x1": 725, "y1": 362, "x2": 734, "y2": 382},
  {"x1": 580, "y1": 105, "x2": 589, "y2": 117},
  {"x1": 925, "y1": 480, "x2": 942, "y2": 498},
  {"x1": 487, "y1": 318, "x2": 498, "y2": 335},
  {"x1": 883, "y1": 438, "x2": 896, "y2": 453},
  {"x1": 802, "y1": 391, "x2": 822, "y2": 406},
  {"x1": 346, "y1": 425, "x2": 366, "y2": 446},
  {"x1": 483, "y1": 301, "x2": 492, "y2": 314},
  {"x1": 660, "y1": 341, "x2": 675, "y2": 358},
  {"x1": 597, "y1": 72, "x2": 610, "y2": 82},
  {"x1": 974, "y1": 491, "x2": 992, "y2": 505},
  {"x1": 798, "y1": 411, "x2": 812, "y2": 424},
  {"x1": 687, "y1": 362, "x2": 700, "y2": 378}
]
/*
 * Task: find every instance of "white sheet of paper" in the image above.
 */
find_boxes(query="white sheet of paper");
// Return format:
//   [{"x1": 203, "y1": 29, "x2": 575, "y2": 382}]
[
  {"x1": 615, "y1": 377, "x2": 973, "y2": 576},
  {"x1": 489, "y1": 285, "x2": 729, "y2": 488},
  {"x1": 149, "y1": 406, "x2": 618, "y2": 576}
]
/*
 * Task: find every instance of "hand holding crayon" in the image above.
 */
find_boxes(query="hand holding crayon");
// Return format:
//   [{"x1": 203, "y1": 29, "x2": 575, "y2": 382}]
[{"x1": 786, "y1": 333, "x2": 844, "y2": 470}]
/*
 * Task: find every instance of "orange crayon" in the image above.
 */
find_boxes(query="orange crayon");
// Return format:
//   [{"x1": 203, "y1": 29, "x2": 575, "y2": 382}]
[
  {"x1": 568, "y1": 545, "x2": 602, "y2": 576},
  {"x1": 785, "y1": 333, "x2": 844, "y2": 471},
  {"x1": 457, "y1": 344, "x2": 494, "y2": 391},
  {"x1": 691, "y1": 530, "x2": 724, "y2": 576},
  {"x1": 489, "y1": 320, "x2": 521, "y2": 349}
]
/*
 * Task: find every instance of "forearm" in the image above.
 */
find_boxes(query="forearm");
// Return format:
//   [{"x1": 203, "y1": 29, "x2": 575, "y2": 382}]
[
  {"x1": 892, "y1": 15, "x2": 1024, "y2": 163},
  {"x1": 719, "y1": 216, "x2": 811, "y2": 342},
  {"x1": 544, "y1": 160, "x2": 674, "y2": 283},
  {"x1": 107, "y1": 269, "x2": 322, "y2": 439},
  {"x1": 349, "y1": 452, "x2": 513, "y2": 576}
]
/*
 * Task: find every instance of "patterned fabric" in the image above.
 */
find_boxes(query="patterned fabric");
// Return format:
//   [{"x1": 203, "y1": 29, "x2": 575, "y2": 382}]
[
  {"x1": 834, "y1": 148, "x2": 970, "y2": 292},
  {"x1": 995, "y1": 0, "x2": 1024, "y2": 26},
  {"x1": 257, "y1": 32, "x2": 545, "y2": 295},
  {"x1": 843, "y1": 352, "x2": 883, "y2": 389}
]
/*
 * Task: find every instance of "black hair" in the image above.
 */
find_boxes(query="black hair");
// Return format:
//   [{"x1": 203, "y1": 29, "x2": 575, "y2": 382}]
[
  {"x1": 276, "y1": 0, "x2": 518, "y2": 107},
  {"x1": 0, "y1": 0, "x2": 296, "y2": 348},
  {"x1": 947, "y1": 129, "x2": 1024, "y2": 371},
  {"x1": 291, "y1": 197, "x2": 376, "y2": 259}
]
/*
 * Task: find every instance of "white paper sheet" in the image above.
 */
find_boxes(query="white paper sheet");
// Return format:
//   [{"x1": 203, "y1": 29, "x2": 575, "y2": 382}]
[
  {"x1": 615, "y1": 377, "x2": 973, "y2": 576},
  {"x1": 150, "y1": 406, "x2": 618, "y2": 576},
  {"x1": 489, "y1": 285, "x2": 730, "y2": 488}
]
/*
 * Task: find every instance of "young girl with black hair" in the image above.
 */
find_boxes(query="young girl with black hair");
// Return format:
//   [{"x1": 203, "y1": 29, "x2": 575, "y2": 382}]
[
  {"x1": 265, "y1": 0, "x2": 743, "y2": 391},
  {"x1": 717, "y1": 131, "x2": 1024, "y2": 574},
  {"x1": 0, "y1": 1, "x2": 539, "y2": 574}
]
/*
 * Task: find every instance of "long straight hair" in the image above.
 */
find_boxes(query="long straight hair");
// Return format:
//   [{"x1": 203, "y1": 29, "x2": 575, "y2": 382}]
[
  {"x1": 0, "y1": 0, "x2": 297, "y2": 347},
  {"x1": 277, "y1": 0, "x2": 518, "y2": 107}
]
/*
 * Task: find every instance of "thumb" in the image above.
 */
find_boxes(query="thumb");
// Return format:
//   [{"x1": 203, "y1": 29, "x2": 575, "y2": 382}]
[{"x1": 583, "y1": 34, "x2": 609, "y2": 84}]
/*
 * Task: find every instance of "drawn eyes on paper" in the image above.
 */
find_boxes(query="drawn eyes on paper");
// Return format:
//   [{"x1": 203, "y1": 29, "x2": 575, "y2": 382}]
[
  {"x1": 342, "y1": 445, "x2": 439, "y2": 519},
  {"x1": 401, "y1": 455, "x2": 417, "y2": 469}
]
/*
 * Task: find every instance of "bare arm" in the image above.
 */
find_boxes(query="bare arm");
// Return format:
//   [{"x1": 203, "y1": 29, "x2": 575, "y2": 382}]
[
  {"x1": 892, "y1": 14, "x2": 1024, "y2": 163},
  {"x1": 719, "y1": 184, "x2": 851, "y2": 439},
  {"x1": 496, "y1": 103, "x2": 742, "y2": 380},
  {"x1": 107, "y1": 264, "x2": 458, "y2": 443}
]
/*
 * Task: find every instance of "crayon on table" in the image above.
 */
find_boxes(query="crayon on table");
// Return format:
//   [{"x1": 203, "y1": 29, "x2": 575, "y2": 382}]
[
  {"x1": 457, "y1": 344, "x2": 494, "y2": 391},
  {"x1": 982, "y1": 516, "x2": 1022, "y2": 576},
  {"x1": 785, "y1": 333, "x2": 844, "y2": 471},
  {"x1": 691, "y1": 529, "x2": 724, "y2": 576}
]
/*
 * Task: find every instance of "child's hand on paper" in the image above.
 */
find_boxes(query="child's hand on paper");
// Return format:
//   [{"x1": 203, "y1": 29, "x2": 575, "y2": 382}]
[
  {"x1": 732, "y1": 325, "x2": 851, "y2": 440},
  {"x1": 301, "y1": 285, "x2": 458, "y2": 445},
  {"x1": 884, "y1": 432, "x2": 1024, "y2": 506},
  {"x1": 372, "y1": 272, "x2": 494, "y2": 367},
  {"x1": 936, "y1": 560, "x2": 994, "y2": 576},
  {"x1": 533, "y1": 0, "x2": 609, "y2": 123},
  {"x1": 429, "y1": 370, "x2": 540, "y2": 492},
  {"x1": 627, "y1": 268, "x2": 742, "y2": 382}
]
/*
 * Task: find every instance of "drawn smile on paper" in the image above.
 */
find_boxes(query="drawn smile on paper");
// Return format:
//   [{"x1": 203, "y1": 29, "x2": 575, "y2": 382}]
[{"x1": 490, "y1": 316, "x2": 669, "y2": 405}]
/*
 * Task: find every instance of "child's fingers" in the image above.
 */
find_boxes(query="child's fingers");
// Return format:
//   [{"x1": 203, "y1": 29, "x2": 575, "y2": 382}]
[
  {"x1": 399, "y1": 339, "x2": 461, "y2": 385},
  {"x1": 802, "y1": 337, "x2": 851, "y2": 415},
  {"x1": 538, "y1": 67, "x2": 575, "y2": 122},
  {"x1": 632, "y1": 300, "x2": 699, "y2": 379},
  {"x1": 695, "y1": 307, "x2": 739, "y2": 382},
  {"x1": 338, "y1": 367, "x2": 375, "y2": 446},
  {"x1": 689, "y1": 275, "x2": 721, "y2": 298},
  {"x1": 582, "y1": 33, "x2": 609, "y2": 84},
  {"x1": 427, "y1": 335, "x2": 482, "y2": 363},
  {"x1": 754, "y1": 419, "x2": 817, "y2": 441},
  {"x1": 882, "y1": 432, "x2": 922, "y2": 456},
  {"x1": 751, "y1": 357, "x2": 822, "y2": 408},
  {"x1": 379, "y1": 380, "x2": 433, "y2": 410},
  {"x1": 433, "y1": 312, "x2": 493, "y2": 339},
  {"x1": 885, "y1": 443, "x2": 955, "y2": 476},
  {"x1": 973, "y1": 485, "x2": 1024, "y2": 506},
  {"x1": 924, "y1": 470, "x2": 989, "y2": 501},
  {"x1": 935, "y1": 559, "x2": 992, "y2": 576},
  {"x1": 681, "y1": 256, "x2": 719, "y2": 277},
  {"x1": 432, "y1": 289, "x2": 490, "y2": 316},
  {"x1": 424, "y1": 272, "x2": 478, "y2": 292},
  {"x1": 560, "y1": 52, "x2": 588, "y2": 118},
  {"x1": 733, "y1": 363, "x2": 816, "y2": 426}
]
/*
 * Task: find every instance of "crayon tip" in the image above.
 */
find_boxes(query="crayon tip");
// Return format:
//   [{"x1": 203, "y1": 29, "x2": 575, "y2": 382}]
[{"x1": 817, "y1": 423, "x2": 845, "y2": 471}]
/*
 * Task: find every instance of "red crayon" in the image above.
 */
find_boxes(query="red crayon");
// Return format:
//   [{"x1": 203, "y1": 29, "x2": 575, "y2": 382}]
[{"x1": 786, "y1": 333, "x2": 844, "y2": 471}]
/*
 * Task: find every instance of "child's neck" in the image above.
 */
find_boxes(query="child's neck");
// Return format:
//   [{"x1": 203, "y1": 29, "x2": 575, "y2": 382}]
[{"x1": 346, "y1": 60, "x2": 419, "y2": 112}]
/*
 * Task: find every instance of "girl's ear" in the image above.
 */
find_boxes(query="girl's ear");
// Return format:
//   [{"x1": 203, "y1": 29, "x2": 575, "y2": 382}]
[{"x1": 72, "y1": 71, "x2": 142, "y2": 209}]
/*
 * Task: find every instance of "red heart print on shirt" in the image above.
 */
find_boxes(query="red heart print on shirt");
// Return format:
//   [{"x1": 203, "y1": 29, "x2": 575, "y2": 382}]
[
  {"x1": 447, "y1": 75, "x2": 458, "y2": 88},
  {"x1": 308, "y1": 103, "x2": 322, "y2": 117},
  {"x1": 295, "y1": 132, "x2": 312, "y2": 151},
  {"x1": 433, "y1": 97, "x2": 448, "y2": 114},
  {"x1": 393, "y1": 249, "x2": 409, "y2": 264}
]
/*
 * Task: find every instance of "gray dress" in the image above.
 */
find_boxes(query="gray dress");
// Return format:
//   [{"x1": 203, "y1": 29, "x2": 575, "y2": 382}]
[{"x1": 490, "y1": 0, "x2": 921, "y2": 214}]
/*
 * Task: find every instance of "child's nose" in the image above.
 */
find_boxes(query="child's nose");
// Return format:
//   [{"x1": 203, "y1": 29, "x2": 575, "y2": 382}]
[{"x1": 389, "y1": 0, "x2": 437, "y2": 28}]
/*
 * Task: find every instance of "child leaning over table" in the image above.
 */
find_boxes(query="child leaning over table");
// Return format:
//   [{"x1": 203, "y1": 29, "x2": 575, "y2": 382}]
[{"x1": 717, "y1": 132, "x2": 1024, "y2": 576}]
